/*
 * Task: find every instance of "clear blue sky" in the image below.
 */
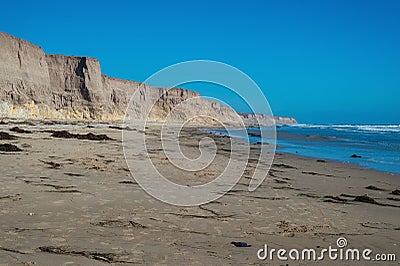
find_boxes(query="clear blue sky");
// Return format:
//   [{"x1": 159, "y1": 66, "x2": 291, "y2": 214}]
[{"x1": 1, "y1": 0, "x2": 399, "y2": 124}]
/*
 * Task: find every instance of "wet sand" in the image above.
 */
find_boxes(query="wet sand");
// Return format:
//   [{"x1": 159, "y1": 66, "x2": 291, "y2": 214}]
[{"x1": 0, "y1": 120, "x2": 399, "y2": 265}]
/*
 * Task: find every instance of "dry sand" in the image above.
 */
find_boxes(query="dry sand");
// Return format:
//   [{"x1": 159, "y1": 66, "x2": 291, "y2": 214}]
[{"x1": 0, "y1": 120, "x2": 399, "y2": 265}]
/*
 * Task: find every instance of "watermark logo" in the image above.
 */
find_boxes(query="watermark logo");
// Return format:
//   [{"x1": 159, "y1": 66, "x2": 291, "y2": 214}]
[
  {"x1": 336, "y1": 237, "x2": 347, "y2": 248},
  {"x1": 122, "y1": 60, "x2": 276, "y2": 206},
  {"x1": 257, "y1": 237, "x2": 397, "y2": 262}
]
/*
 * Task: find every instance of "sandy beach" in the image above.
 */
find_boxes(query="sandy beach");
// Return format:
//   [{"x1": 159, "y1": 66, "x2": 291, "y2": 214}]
[
  {"x1": 0, "y1": 120, "x2": 398, "y2": 265},
  {"x1": 1, "y1": 0, "x2": 399, "y2": 264}
]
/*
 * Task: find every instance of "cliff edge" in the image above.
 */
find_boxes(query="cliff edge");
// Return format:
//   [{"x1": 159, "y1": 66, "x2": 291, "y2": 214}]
[{"x1": 0, "y1": 32, "x2": 296, "y2": 125}]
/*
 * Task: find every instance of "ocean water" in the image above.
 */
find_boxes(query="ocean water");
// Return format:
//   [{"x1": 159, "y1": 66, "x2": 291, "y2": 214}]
[{"x1": 213, "y1": 124, "x2": 400, "y2": 174}]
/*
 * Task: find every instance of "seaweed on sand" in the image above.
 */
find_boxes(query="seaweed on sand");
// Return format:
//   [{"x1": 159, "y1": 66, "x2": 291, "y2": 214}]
[
  {"x1": 0, "y1": 132, "x2": 17, "y2": 140},
  {"x1": 51, "y1": 130, "x2": 113, "y2": 141},
  {"x1": 10, "y1": 127, "x2": 32, "y2": 134},
  {"x1": 0, "y1": 144, "x2": 22, "y2": 152}
]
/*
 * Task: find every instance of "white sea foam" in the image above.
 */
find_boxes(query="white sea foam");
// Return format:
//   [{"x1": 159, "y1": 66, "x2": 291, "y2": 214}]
[{"x1": 288, "y1": 124, "x2": 400, "y2": 133}]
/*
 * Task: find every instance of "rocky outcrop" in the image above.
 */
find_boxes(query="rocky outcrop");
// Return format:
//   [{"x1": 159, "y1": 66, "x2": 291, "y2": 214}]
[
  {"x1": 273, "y1": 116, "x2": 297, "y2": 125},
  {"x1": 0, "y1": 31, "x2": 296, "y2": 125},
  {"x1": 240, "y1": 113, "x2": 297, "y2": 126}
]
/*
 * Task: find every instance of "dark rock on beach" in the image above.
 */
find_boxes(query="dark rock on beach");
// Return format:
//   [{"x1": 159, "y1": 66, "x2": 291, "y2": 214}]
[{"x1": 231, "y1": 241, "x2": 251, "y2": 247}]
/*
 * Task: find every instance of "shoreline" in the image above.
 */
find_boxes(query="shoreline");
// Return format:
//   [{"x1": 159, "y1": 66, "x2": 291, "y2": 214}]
[
  {"x1": 277, "y1": 151, "x2": 400, "y2": 177},
  {"x1": 207, "y1": 125, "x2": 400, "y2": 176}
]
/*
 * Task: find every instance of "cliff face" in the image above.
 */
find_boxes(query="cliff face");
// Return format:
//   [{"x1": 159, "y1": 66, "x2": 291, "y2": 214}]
[
  {"x1": 0, "y1": 32, "x2": 52, "y2": 106},
  {"x1": 46, "y1": 55, "x2": 104, "y2": 106},
  {"x1": 0, "y1": 32, "x2": 296, "y2": 125},
  {"x1": 45, "y1": 55, "x2": 115, "y2": 119}
]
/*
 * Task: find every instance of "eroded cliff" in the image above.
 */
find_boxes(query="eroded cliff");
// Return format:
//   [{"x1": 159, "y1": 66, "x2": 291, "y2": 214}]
[
  {"x1": 0, "y1": 32, "x2": 53, "y2": 117},
  {"x1": 0, "y1": 32, "x2": 296, "y2": 125}
]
